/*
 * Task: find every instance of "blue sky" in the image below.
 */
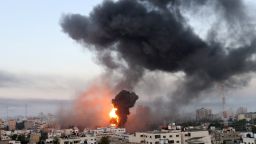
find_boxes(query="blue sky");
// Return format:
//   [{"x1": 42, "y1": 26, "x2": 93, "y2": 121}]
[
  {"x1": 0, "y1": 0, "x2": 105, "y2": 99},
  {"x1": 0, "y1": 0, "x2": 255, "y2": 117},
  {"x1": 0, "y1": 0, "x2": 103, "y2": 76}
]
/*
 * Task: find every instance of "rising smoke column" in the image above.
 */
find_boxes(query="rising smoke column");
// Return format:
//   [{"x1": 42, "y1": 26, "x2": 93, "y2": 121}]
[
  {"x1": 61, "y1": 0, "x2": 256, "y2": 124},
  {"x1": 112, "y1": 90, "x2": 139, "y2": 127}
]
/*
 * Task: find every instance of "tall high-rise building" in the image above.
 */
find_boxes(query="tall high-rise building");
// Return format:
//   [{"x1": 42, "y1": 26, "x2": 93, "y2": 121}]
[
  {"x1": 8, "y1": 119, "x2": 16, "y2": 131},
  {"x1": 0, "y1": 118, "x2": 4, "y2": 129},
  {"x1": 24, "y1": 120, "x2": 35, "y2": 130},
  {"x1": 236, "y1": 107, "x2": 247, "y2": 114},
  {"x1": 196, "y1": 108, "x2": 212, "y2": 121}
]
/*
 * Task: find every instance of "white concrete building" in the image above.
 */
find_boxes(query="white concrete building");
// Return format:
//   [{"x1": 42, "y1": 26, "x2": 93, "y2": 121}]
[
  {"x1": 182, "y1": 131, "x2": 211, "y2": 144},
  {"x1": 242, "y1": 137, "x2": 256, "y2": 144},
  {"x1": 91, "y1": 126, "x2": 126, "y2": 135},
  {"x1": 8, "y1": 141, "x2": 21, "y2": 144},
  {"x1": 240, "y1": 132, "x2": 256, "y2": 144},
  {"x1": 129, "y1": 130, "x2": 211, "y2": 144},
  {"x1": 45, "y1": 138, "x2": 54, "y2": 144},
  {"x1": 58, "y1": 134, "x2": 97, "y2": 144},
  {"x1": 211, "y1": 127, "x2": 241, "y2": 144},
  {"x1": 47, "y1": 129, "x2": 62, "y2": 138}
]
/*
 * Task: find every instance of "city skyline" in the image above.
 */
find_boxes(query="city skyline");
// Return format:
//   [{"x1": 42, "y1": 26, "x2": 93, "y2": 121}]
[{"x1": 0, "y1": 0, "x2": 256, "y2": 122}]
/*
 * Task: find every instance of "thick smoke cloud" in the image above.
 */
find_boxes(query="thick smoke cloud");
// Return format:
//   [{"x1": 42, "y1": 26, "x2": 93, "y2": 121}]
[
  {"x1": 112, "y1": 90, "x2": 138, "y2": 127},
  {"x1": 61, "y1": 0, "x2": 256, "y2": 130}
]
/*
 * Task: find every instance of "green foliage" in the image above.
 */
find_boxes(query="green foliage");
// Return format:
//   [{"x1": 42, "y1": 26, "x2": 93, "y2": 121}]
[
  {"x1": 53, "y1": 137, "x2": 59, "y2": 144},
  {"x1": 16, "y1": 121, "x2": 25, "y2": 130},
  {"x1": 11, "y1": 134, "x2": 18, "y2": 140},
  {"x1": 208, "y1": 120, "x2": 224, "y2": 129},
  {"x1": 17, "y1": 134, "x2": 30, "y2": 144},
  {"x1": 252, "y1": 126, "x2": 256, "y2": 133},
  {"x1": 230, "y1": 119, "x2": 247, "y2": 132},
  {"x1": 179, "y1": 121, "x2": 201, "y2": 127},
  {"x1": 40, "y1": 131, "x2": 48, "y2": 141},
  {"x1": 99, "y1": 136, "x2": 110, "y2": 144}
]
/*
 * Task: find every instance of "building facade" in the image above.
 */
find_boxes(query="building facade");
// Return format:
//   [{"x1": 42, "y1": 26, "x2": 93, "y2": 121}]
[
  {"x1": 7, "y1": 120, "x2": 16, "y2": 131},
  {"x1": 129, "y1": 130, "x2": 211, "y2": 144},
  {"x1": 58, "y1": 134, "x2": 97, "y2": 144},
  {"x1": 196, "y1": 108, "x2": 212, "y2": 121}
]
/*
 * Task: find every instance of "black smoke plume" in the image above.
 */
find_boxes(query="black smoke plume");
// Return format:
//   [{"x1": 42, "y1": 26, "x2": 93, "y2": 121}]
[
  {"x1": 112, "y1": 90, "x2": 139, "y2": 127},
  {"x1": 61, "y1": 0, "x2": 256, "y2": 130}
]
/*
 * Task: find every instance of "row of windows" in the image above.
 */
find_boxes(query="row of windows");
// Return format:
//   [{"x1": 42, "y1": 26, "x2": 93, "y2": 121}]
[
  {"x1": 141, "y1": 134, "x2": 180, "y2": 139},
  {"x1": 145, "y1": 140, "x2": 180, "y2": 144}
]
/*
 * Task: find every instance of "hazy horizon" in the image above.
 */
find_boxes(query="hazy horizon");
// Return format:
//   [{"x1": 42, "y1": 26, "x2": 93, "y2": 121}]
[{"x1": 0, "y1": 0, "x2": 256, "y2": 120}]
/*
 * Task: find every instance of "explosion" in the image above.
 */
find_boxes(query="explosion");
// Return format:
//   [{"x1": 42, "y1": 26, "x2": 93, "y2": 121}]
[
  {"x1": 109, "y1": 106, "x2": 119, "y2": 127},
  {"x1": 61, "y1": 0, "x2": 256, "y2": 131},
  {"x1": 112, "y1": 90, "x2": 139, "y2": 127}
]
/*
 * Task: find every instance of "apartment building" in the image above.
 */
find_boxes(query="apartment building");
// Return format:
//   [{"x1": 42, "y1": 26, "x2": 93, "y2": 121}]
[{"x1": 129, "y1": 130, "x2": 211, "y2": 144}]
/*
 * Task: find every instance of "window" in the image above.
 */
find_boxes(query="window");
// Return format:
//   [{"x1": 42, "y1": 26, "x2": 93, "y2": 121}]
[
  {"x1": 176, "y1": 141, "x2": 179, "y2": 143},
  {"x1": 169, "y1": 135, "x2": 172, "y2": 138},
  {"x1": 163, "y1": 136, "x2": 166, "y2": 138},
  {"x1": 155, "y1": 135, "x2": 160, "y2": 139},
  {"x1": 168, "y1": 140, "x2": 174, "y2": 143},
  {"x1": 176, "y1": 135, "x2": 179, "y2": 137}
]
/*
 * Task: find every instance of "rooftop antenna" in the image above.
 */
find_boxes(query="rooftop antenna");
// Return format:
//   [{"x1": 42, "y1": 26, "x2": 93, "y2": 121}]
[
  {"x1": 25, "y1": 104, "x2": 28, "y2": 119},
  {"x1": 219, "y1": 84, "x2": 228, "y2": 127},
  {"x1": 6, "y1": 105, "x2": 8, "y2": 120}
]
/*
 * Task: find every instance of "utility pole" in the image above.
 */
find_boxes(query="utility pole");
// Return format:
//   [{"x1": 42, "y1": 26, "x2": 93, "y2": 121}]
[
  {"x1": 25, "y1": 104, "x2": 28, "y2": 119},
  {"x1": 220, "y1": 84, "x2": 228, "y2": 127},
  {"x1": 6, "y1": 105, "x2": 8, "y2": 120}
]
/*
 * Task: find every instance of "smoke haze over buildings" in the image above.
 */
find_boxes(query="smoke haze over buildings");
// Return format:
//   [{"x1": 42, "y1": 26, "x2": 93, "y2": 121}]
[{"x1": 60, "y1": 0, "x2": 256, "y2": 130}]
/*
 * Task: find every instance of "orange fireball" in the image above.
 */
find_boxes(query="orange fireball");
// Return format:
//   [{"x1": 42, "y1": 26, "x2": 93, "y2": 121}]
[{"x1": 109, "y1": 106, "x2": 119, "y2": 127}]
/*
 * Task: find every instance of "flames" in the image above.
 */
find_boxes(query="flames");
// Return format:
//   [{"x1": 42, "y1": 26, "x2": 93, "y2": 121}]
[{"x1": 109, "y1": 105, "x2": 119, "y2": 127}]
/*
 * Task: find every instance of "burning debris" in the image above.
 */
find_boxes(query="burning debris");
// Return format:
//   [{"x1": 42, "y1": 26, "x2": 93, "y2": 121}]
[{"x1": 110, "y1": 90, "x2": 139, "y2": 127}]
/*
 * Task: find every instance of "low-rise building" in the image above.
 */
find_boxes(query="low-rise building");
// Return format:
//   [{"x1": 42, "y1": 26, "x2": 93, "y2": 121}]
[
  {"x1": 58, "y1": 134, "x2": 97, "y2": 144},
  {"x1": 8, "y1": 141, "x2": 21, "y2": 144},
  {"x1": 237, "y1": 112, "x2": 256, "y2": 121},
  {"x1": 129, "y1": 130, "x2": 211, "y2": 144},
  {"x1": 240, "y1": 132, "x2": 256, "y2": 144},
  {"x1": 47, "y1": 129, "x2": 62, "y2": 138},
  {"x1": 0, "y1": 130, "x2": 11, "y2": 141},
  {"x1": 92, "y1": 126, "x2": 126, "y2": 135},
  {"x1": 29, "y1": 133, "x2": 41, "y2": 144},
  {"x1": 182, "y1": 131, "x2": 211, "y2": 144},
  {"x1": 211, "y1": 127, "x2": 241, "y2": 144}
]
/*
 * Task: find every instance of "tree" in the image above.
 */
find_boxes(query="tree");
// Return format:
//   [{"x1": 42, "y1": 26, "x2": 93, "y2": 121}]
[
  {"x1": 252, "y1": 126, "x2": 256, "y2": 133},
  {"x1": 40, "y1": 130, "x2": 48, "y2": 141},
  {"x1": 16, "y1": 121, "x2": 25, "y2": 130},
  {"x1": 11, "y1": 134, "x2": 18, "y2": 140},
  {"x1": 53, "y1": 137, "x2": 59, "y2": 144},
  {"x1": 231, "y1": 119, "x2": 247, "y2": 132},
  {"x1": 17, "y1": 135, "x2": 29, "y2": 144},
  {"x1": 99, "y1": 137, "x2": 110, "y2": 144}
]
